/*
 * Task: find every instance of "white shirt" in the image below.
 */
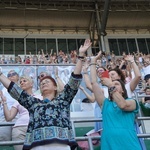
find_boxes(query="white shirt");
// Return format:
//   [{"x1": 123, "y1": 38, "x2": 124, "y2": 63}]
[{"x1": 125, "y1": 82, "x2": 133, "y2": 98}]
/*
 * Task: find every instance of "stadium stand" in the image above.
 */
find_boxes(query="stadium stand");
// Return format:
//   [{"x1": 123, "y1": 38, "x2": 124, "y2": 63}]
[{"x1": 0, "y1": 0, "x2": 150, "y2": 149}]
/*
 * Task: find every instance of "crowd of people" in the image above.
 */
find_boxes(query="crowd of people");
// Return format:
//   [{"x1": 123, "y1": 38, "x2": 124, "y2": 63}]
[
  {"x1": 0, "y1": 49, "x2": 79, "y2": 64},
  {"x1": 0, "y1": 39, "x2": 149, "y2": 150}
]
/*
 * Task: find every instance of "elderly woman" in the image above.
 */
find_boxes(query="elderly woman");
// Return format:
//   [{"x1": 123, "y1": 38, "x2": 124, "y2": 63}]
[
  {"x1": 0, "y1": 75, "x2": 35, "y2": 150},
  {"x1": 90, "y1": 55, "x2": 142, "y2": 150},
  {"x1": 0, "y1": 70, "x2": 19, "y2": 142},
  {"x1": 0, "y1": 39, "x2": 91, "y2": 150}
]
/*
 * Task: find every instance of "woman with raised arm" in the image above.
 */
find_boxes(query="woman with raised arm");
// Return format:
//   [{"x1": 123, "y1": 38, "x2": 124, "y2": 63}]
[
  {"x1": 82, "y1": 53, "x2": 108, "y2": 132},
  {"x1": 109, "y1": 55, "x2": 141, "y2": 98},
  {"x1": 0, "y1": 76, "x2": 34, "y2": 150},
  {"x1": 0, "y1": 39, "x2": 91, "y2": 150},
  {"x1": 90, "y1": 54, "x2": 142, "y2": 150}
]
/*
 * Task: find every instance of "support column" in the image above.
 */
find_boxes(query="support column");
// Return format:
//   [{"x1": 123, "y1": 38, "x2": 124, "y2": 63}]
[
  {"x1": 24, "y1": 33, "x2": 29, "y2": 56},
  {"x1": 95, "y1": 0, "x2": 111, "y2": 52},
  {"x1": 95, "y1": 2, "x2": 102, "y2": 51},
  {"x1": 101, "y1": 0, "x2": 111, "y2": 52}
]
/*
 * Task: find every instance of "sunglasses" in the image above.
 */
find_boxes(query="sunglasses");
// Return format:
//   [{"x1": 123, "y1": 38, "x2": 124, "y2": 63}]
[
  {"x1": 7, "y1": 72, "x2": 18, "y2": 78},
  {"x1": 38, "y1": 74, "x2": 46, "y2": 79}
]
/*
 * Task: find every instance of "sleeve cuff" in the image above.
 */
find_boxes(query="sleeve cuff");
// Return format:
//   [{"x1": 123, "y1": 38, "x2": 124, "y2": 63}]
[
  {"x1": 8, "y1": 82, "x2": 15, "y2": 93},
  {"x1": 72, "y1": 72, "x2": 82, "y2": 79}
]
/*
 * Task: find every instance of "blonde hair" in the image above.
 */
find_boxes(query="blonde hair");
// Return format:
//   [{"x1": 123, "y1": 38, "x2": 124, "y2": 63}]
[{"x1": 20, "y1": 76, "x2": 33, "y2": 84}]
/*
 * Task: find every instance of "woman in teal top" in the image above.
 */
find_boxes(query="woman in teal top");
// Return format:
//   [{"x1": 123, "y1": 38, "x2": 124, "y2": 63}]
[
  {"x1": 90, "y1": 51, "x2": 142, "y2": 150},
  {"x1": 102, "y1": 97, "x2": 141, "y2": 150}
]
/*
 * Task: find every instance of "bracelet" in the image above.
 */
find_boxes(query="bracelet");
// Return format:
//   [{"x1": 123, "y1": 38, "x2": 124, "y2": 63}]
[
  {"x1": 78, "y1": 56, "x2": 85, "y2": 59},
  {"x1": 89, "y1": 63, "x2": 97, "y2": 66},
  {"x1": 78, "y1": 56, "x2": 85, "y2": 61}
]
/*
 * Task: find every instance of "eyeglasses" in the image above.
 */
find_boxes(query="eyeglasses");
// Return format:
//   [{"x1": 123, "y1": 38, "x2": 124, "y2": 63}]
[
  {"x1": 38, "y1": 74, "x2": 46, "y2": 79},
  {"x1": 40, "y1": 80, "x2": 51, "y2": 86},
  {"x1": 7, "y1": 72, "x2": 18, "y2": 78}
]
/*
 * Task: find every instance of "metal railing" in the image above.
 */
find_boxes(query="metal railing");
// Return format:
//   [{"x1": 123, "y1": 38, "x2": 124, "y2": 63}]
[
  {"x1": 1, "y1": 116, "x2": 150, "y2": 149},
  {"x1": 0, "y1": 84, "x2": 150, "y2": 150},
  {"x1": 134, "y1": 92, "x2": 150, "y2": 134}
]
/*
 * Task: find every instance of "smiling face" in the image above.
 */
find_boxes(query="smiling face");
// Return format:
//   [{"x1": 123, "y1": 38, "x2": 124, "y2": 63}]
[
  {"x1": 20, "y1": 76, "x2": 33, "y2": 91},
  {"x1": 96, "y1": 67, "x2": 105, "y2": 78}
]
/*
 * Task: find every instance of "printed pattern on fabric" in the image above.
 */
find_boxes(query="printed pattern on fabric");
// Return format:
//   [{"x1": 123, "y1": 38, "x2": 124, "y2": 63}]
[{"x1": 8, "y1": 73, "x2": 82, "y2": 150}]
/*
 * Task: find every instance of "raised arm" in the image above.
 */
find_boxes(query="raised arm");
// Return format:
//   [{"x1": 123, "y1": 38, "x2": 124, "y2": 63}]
[
  {"x1": 82, "y1": 61, "x2": 93, "y2": 91},
  {"x1": 29, "y1": 51, "x2": 32, "y2": 58},
  {"x1": 90, "y1": 51, "x2": 105, "y2": 107},
  {"x1": 111, "y1": 87, "x2": 137, "y2": 111},
  {"x1": 101, "y1": 77, "x2": 137, "y2": 111},
  {"x1": 41, "y1": 49, "x2": 48, "y2": 64},
  {"x1": 54, "y1": 66, "x2": 65, "y2": 92},
  {"x1": 125, "y1": 55, "x2": 141, "y2": 92},
  {"x1": 50, "y1": 49, "x2": 53, "y2": 56},
  {"x1": 0, "y1": 91, "x2": 18, "y2": 121},
  {"x1": 119, "y1": 59, "x2": 125, "y2": 69},
  {"x1": 0, "y1": 72, "x2": 11, "y2": 88},
  {"x1": 79, "y1": 86, "x2": 95, "y2": 103},
  {"x1": 126, "y1": 62, "x2": 132, "y2": 79},
  {"x1": 73, "y1": 39, "x2": 92, "y2": 75}
]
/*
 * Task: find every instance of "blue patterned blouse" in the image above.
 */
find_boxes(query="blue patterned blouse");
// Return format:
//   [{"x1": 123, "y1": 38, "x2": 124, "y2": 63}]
[{"x1": 8, "y1": 73, "x2": 82, "y2": 150}]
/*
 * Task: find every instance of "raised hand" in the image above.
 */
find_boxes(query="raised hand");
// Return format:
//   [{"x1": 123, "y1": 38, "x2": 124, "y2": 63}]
[
  {"x1": 79, "y1": 39, "x2": 92, "y2": 55},
  {"x1": 91, "y1": 51, "x2": 102, "y2": 63},
  {"x1": 124, "y1": 55, "x2": 134, "y2": 62},
  {"x1": 0, "y1": 91, "x2": 7, "y2": 103},
  {"x1": 100, "y1": 77, "x2": 113, "y2": 88},
  {"x1": 95, "y1": 51, "x2": 102, "y2": 61}
]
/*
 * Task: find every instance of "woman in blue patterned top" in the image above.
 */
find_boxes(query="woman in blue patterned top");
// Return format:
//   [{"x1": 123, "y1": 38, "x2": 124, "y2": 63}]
[{"x1": 0, "y1": 39, "x2": 92, "y2": 150}]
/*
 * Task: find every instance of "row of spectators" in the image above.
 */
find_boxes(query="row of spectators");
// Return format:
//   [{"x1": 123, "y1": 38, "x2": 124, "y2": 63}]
[
  {"x1": 0, "y1": 49, "x2": 78, "y2": 64},
  {"x1": 0, "y1": 44, "x2": 150, "y2": 150},
  {"x1": 0, "y1": 50, "x2": 149, "y2": 69}
]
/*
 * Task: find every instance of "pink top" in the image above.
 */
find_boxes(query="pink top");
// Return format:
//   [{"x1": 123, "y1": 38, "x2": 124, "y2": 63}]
[{"x1": 12, "y1": 101, "x2": 29, "y2": 127}]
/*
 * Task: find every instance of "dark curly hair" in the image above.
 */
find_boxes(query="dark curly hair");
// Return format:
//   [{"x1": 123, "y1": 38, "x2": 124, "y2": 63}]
[{"x1": 109, "y1": 68, "x2": 126, "y2": 83}]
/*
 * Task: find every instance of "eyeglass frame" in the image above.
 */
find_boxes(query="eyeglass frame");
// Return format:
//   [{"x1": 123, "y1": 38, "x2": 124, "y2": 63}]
[
  {"x1": 7, "y1": 72, "x2": 18, "y2": 78},
  {"x1": 38, "y1": 74, "x2": 47, "y2": 79},
  {"x1": 39, "y1": 80, "x2": 51, "y2": 86}
]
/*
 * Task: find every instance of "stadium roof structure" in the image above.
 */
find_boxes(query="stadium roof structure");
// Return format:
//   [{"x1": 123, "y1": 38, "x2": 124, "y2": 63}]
[{"x1": 0, "y1": 0, "x2": 150, "y2": 44}]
